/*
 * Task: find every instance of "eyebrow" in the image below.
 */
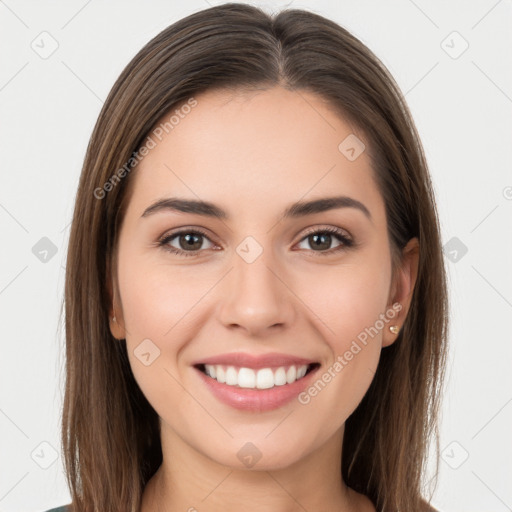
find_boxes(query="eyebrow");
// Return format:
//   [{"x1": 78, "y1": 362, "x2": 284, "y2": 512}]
[{"x1": 141, "y1": 195, "x2": 372, "y2": 222}]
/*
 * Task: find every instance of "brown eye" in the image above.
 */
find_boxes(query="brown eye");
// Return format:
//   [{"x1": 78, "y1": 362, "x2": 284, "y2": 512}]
[
  {"x1": 296, "y1": 227, "x2": 354, "y2": 255},
  {"x1": 176, "y1": 232, "x2": 204, "y2": 251},
  {"x1": 159, "y1": 229, "x2": 215, "y2": 257}
]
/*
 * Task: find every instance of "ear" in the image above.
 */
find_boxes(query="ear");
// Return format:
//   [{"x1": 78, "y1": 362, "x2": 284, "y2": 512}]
[
  {"x1": 106, "y1": 259, "x2": 126, "y2": 341},
  {"x1": 382, "y1": 237, "x2": 419, "y2": 347}
]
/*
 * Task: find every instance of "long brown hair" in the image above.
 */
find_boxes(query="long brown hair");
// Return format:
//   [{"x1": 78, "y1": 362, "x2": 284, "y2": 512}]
[{"x1": 61, "y1": 3, "x2": 448, "y2": 511}]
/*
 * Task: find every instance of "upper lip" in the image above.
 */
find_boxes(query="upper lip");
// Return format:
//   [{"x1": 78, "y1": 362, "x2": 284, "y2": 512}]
[{"x1": 192, "y1": 352, "x2": 318, "y2": 369}]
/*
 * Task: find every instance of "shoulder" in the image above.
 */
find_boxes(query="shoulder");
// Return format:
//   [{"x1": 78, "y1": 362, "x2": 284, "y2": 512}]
[{"x1": 43, "y1": 506, "x2": 71, "y2": 512}]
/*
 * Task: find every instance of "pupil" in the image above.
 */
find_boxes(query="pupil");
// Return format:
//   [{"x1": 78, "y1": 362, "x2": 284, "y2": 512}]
[
  {"x1": 182, "y1": 233, "x2": 201, "y2": 250},
  {"x1": 311, "y1": 233, "x2": 330, "y2": 250}
]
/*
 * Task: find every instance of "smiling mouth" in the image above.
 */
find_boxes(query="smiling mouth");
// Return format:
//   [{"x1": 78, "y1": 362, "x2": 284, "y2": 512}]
[{"x1": 194, "y1": 362, "x2": 320, "y2": 390}]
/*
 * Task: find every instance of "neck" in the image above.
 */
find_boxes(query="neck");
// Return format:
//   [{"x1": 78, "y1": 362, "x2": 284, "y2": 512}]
[{"x1": 141, "y1": 423, "x2": 374, "y2": 512}]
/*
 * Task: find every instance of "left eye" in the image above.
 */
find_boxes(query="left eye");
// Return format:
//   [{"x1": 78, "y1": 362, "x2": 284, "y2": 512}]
[
  {"x1": 158, "y1": 227, "x2": 353, "y2": 257},
  {"x1": 296, "y1": 229, "x2": 351, "y2": 253}
]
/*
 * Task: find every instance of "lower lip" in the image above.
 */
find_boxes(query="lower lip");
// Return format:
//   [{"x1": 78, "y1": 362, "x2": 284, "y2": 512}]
[{"x1": 194, "y1": 365, "x2": 320, "y2": 412}]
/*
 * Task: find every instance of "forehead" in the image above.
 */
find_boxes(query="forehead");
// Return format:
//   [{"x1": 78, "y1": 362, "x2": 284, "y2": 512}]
[{"x1": 125, "y1": 86, "x2": 385, "y2": 224}]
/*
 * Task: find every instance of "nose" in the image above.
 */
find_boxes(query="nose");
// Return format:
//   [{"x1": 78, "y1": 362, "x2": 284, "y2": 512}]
[{"x1": 218, "y1": 249, "x2": 296, "y2": 336}]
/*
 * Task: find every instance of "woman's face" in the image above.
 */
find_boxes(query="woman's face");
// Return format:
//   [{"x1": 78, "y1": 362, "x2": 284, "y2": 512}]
[{"x1": 110, "y1": 86, "x2": 418, "y2": 470}]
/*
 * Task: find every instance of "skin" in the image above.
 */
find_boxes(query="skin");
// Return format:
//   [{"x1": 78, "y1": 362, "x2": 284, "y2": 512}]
[{"x1": 109, "y1": 86, "x2": 419, "y2": 512}]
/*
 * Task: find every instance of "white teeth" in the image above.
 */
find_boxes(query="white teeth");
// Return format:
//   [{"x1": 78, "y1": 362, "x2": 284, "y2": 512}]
[
  {"x1": 274, "y1": 367, "x2": 287, "y2": 386},
  {"x1": 202, "y1": 364, "x2": 310, "y2": 389},
  {"x1": 215, "y1": 365, "x2": 225, "y2": 383},
  {"x1": 238, "y1": 367, "x2": 256, "y2": 388},
  {"x1": 225, "y1": 366, "x2": 238, "y2": 385},
  {"x1": 256, "y1": 368, "x2": 274, "y2": 389},
  {"x1": 286, "y1": 365, "x2": 297, "y2": 384}
]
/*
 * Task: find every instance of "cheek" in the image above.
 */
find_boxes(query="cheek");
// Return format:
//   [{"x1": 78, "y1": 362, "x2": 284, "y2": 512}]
[
  {"x1": 117, "y1": 251, "x2": 221, "y2": 402},
  {"x1": 298, "y1": 256, "x2": 392, "y2": 350},
  {"x1": 117, "y1": 257, "x2": 205, "y2": 419},
  {"x1": 292, "y1": 255, "x2": 392, "y2": 413},
  {"x1": 118, "y1": 250, "x2": 210, "y2": 342}
]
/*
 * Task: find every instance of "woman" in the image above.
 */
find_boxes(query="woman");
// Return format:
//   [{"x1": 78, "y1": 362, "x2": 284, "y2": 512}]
[{"x1": 48, "y1": 3, "x2": 448, "y2": 511}]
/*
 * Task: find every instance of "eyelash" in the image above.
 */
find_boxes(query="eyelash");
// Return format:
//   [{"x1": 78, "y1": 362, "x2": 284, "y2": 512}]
[{"x1": 157, "y1": 226, "x2": 354, "y2": 258}]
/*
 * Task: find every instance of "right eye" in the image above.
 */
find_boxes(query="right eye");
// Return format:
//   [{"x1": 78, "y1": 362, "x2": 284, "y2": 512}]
[{"x1": 158, "y1": 228, "x2": 216, "y2": 257}]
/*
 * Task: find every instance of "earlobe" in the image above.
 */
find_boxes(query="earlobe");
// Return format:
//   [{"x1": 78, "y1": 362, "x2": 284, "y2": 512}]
[
  {"x1": 383, "y1": 238, "x2": 420, "y2": 348},
  {"x1": 109, "y1": 311, "x2": 126, "y2": 340},
  {"x1": 106, "y1": 265, "x2": 126, "y2": 340},
  {"x1": 109, "y1": 295, "x2": 126, "y2": 340}
]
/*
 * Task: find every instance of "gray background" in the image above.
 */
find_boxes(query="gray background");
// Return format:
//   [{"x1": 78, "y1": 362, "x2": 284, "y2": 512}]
[{"x1": 1, "y1": 1, "x2": 511, "y2": 511}]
